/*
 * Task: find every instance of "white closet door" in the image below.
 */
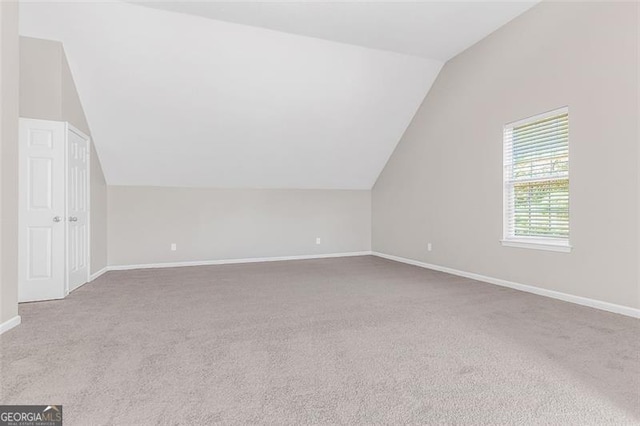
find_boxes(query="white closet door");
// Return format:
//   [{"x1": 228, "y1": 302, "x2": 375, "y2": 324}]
[
  {"x1": 67, "y1": 127, "x2": 90, "y2": 292},
  {"x1": 18, "y1": 119, "x2": 67, "y2": 302}
]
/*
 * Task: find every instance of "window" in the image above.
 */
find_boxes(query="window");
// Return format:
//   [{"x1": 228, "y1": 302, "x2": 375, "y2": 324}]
[{"x1": 502, "y1": 107, "x2": 571, "y2": 252}]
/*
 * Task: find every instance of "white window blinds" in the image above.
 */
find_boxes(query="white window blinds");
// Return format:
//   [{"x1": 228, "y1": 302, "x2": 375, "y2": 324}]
[{"x1": 503, "y1": 108, "x2": 569, "y2": 247}]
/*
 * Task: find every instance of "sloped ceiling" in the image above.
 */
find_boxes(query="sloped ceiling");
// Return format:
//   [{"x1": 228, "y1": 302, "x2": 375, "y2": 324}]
[
  {"x1": 19, "y1": 1, "x2": 537, "y2": 189},
  {"x1": 137, "y1": 1, "x2": 538, "y2": 61}
]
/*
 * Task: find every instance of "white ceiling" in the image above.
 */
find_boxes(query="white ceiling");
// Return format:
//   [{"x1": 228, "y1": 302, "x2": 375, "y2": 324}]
[
  {"x1": 20, "y1": 1, "x2": 537, "y2": 189},
  {"x1": 137, "y1": 1, "x2": 539, "y2": 61}
]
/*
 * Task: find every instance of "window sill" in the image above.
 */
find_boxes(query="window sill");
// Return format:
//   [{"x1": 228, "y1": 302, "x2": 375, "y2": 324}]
[{"x1": 501, "y1": 239, "x2": 572, "y2": 253}]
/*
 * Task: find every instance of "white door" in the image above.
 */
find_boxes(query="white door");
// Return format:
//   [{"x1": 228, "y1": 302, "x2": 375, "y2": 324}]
[
  {"x1": 67, "y1": 126, "x2": 90, "y2": 292},
  {"x1": 18, "y1": 119, "x2": 67, "y2": 302}
]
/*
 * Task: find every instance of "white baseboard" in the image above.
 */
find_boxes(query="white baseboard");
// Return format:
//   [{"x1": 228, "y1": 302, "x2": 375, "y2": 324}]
[
  {"x1": 0, "y1": 315, "x2": 21, "y2": 335},
  {"x1": 373, "y1": 252, "x2": 640, "y2": 319},
  {"x1": 90, "y1": 267, "x2": 108, "y2": 281},
  {"x1": 108, "y1": 251, "x2": 373, "y2": 272}
]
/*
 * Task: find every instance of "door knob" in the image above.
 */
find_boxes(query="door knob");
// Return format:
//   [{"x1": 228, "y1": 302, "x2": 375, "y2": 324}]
[
  {"x1": 69, "y1": 217, "x2": 78, "y2": 222},
  {"x1": 53, "y1": 216, "x2": 62, "y2": 223}
]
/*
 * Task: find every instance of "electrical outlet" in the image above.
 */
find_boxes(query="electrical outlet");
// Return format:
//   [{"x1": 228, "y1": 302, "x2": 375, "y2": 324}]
[
  {"x1": 316, "y1": 237, "x2": 321, "y2": 245},
  {"x1": 171, "y1": 243, "x2": 177, "y2": 251},
  {"x1": 427, "y1": 243, "x2": 432, "y2": 252}
]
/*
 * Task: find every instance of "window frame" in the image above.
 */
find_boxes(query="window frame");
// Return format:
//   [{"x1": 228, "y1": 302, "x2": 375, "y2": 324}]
[{"x1": 501, "y1": 107, "x2": 572, "y2": 253}]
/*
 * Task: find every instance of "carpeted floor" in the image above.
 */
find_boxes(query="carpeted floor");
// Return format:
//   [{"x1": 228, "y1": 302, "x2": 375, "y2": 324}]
[{"x1": 0, "y1": 255, "x2": 638, "y2": 425}]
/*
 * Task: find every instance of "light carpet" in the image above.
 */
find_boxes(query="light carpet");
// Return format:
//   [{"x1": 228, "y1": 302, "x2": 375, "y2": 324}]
[{"x1": 1, "y1": 256, "x2": 638, "y2": 424}]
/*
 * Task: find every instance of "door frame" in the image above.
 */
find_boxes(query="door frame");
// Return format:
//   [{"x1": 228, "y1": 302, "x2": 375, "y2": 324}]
[{"x1": 65, "y1": 122, "x2": 91, "y2": 294}]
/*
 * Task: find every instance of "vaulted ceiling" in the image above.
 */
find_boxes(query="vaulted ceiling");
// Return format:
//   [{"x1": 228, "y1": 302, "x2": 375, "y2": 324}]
[{"x1": 19, "y1": 1, "x2": 537, "y2": 189}]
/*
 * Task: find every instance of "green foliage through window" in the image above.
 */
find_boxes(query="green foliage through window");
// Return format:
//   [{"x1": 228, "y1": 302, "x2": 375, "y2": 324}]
[{"x1": 505, "y1": 110, "x2": 569, "y2": 241}]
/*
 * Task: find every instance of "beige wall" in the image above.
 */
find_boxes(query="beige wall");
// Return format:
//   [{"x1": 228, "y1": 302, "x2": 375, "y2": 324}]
[
  {"x1": 19, "y1": 37, "x2": 61, "y2": 121},
  {"x1": 20, "y1": 36, "x2": 108, "y2": 275},
  {"x1": 373, "y1": 1, "x2": 639, "y2": 309},
  {"x1": 90, "y1": 150, "x2": 108, "y2": 273},
  {"x1": 0, "y1": 1, "x2": 19, "y2": 325},
  {"x1": 637, "y1": 2, "x2": 640, "y2": 311},
  {"x1": 61, "y1": 51, "x2": 90, "y2": 135},
  {"x1": 108, "y1": 187, "x2": 371, "y2": 266}
]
